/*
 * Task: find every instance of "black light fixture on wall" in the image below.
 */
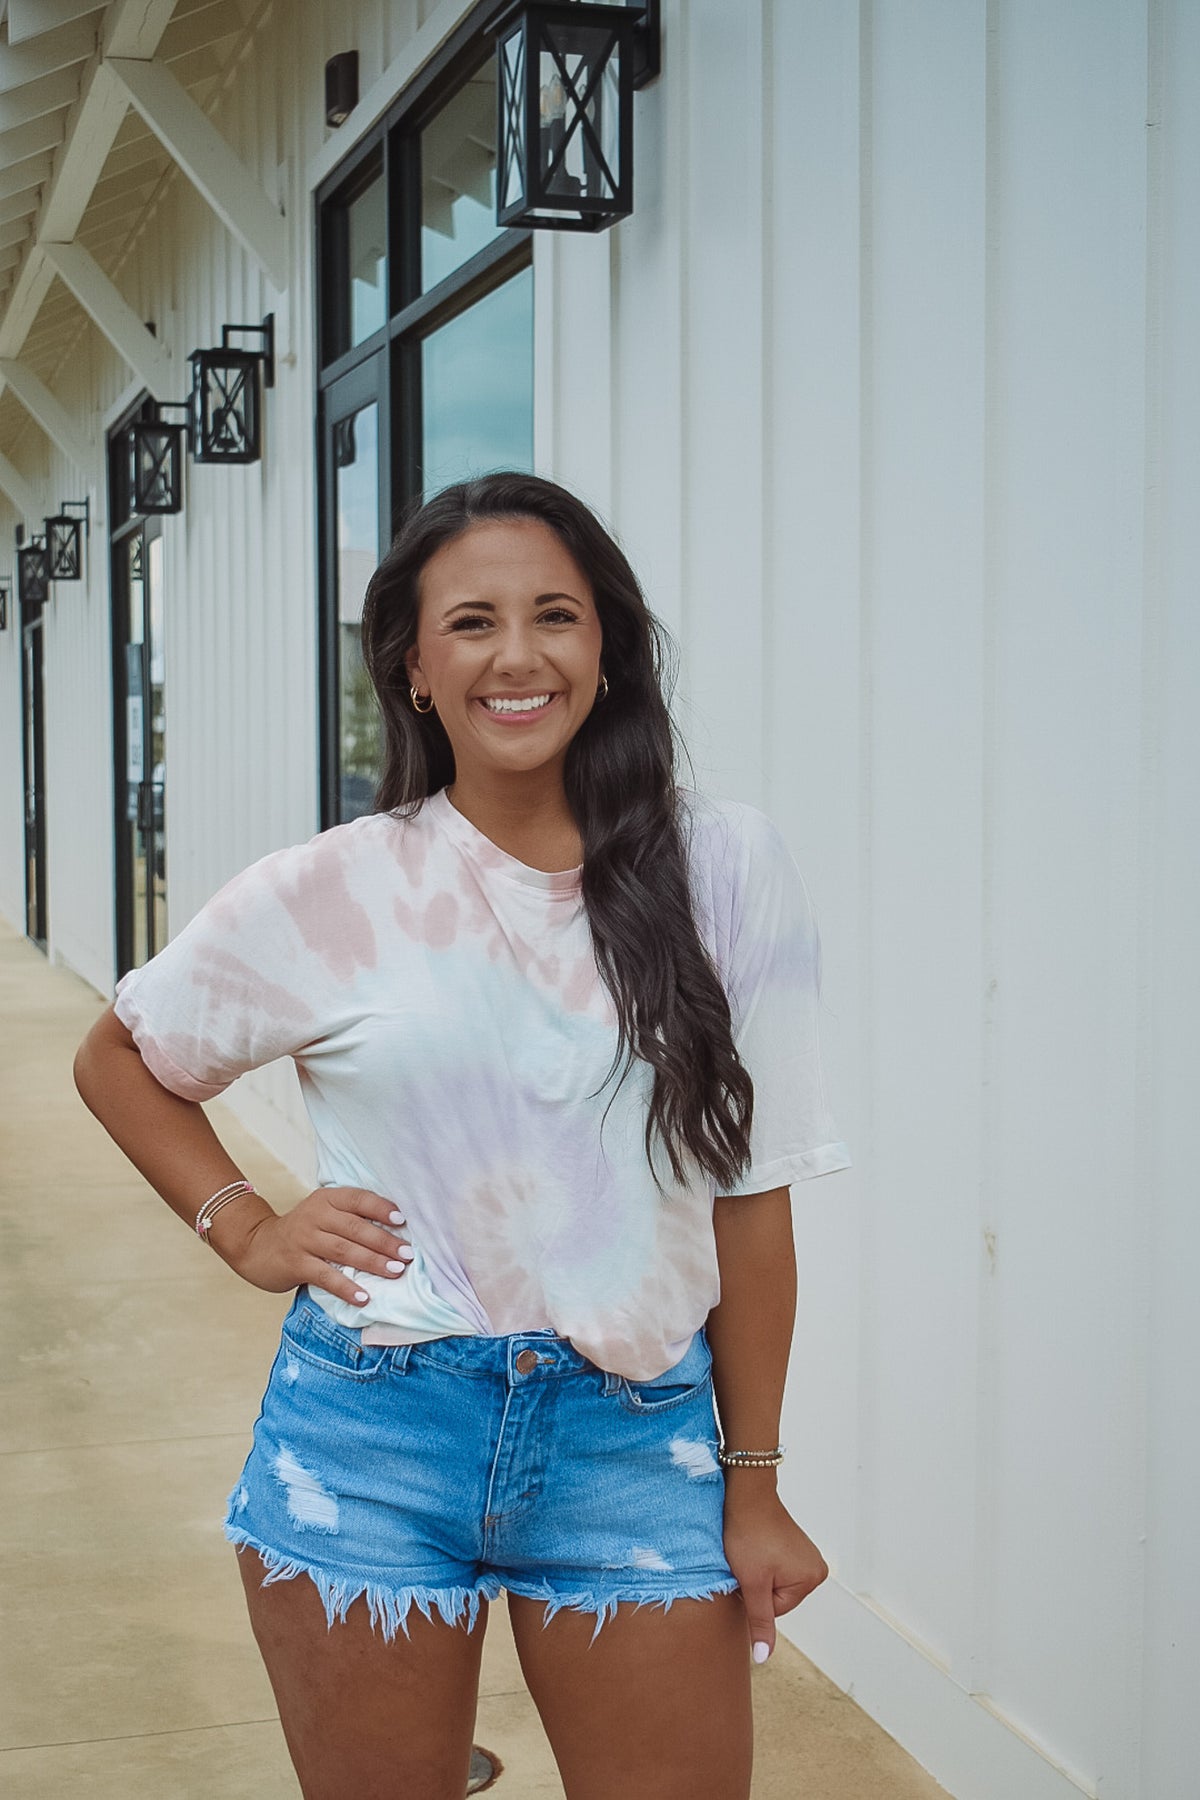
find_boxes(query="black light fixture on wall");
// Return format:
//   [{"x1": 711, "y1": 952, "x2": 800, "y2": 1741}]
[
  {"x1": 45, "y1": 499, "x2": 90, "y2": 581},
  {"x1": 18, "y1": 537, "x2": 49, "y2": 607},
  {"x1": 325, "y1": 51, "x2": 359, "y2": 128},
  {"x1": 189, "y1": 316, "x2": 274, "y2": 464},
  {"x1": 0, "y1": 576, "x2": 10, "y2": 631},
  {"x1": 485, "y1": 0, "x2": 659, "y2": 232},
  {"x1": 128, "y1": 403, "x2": 190, "y2": 515}
]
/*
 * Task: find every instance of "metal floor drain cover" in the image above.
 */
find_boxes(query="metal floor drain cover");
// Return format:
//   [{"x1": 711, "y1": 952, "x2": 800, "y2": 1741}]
[{"x1": 468, "y1": 1744, "x2": 500, "y2": 1792}]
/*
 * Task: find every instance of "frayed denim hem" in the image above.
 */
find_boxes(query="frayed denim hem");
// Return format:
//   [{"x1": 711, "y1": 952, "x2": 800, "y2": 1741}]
[
  {"x1": 225, "y1": 1523, "x2": 503, "y2": 1642},
  {"x1": 503, "y1": 1574, "x2": 743, "y2": 1647}
]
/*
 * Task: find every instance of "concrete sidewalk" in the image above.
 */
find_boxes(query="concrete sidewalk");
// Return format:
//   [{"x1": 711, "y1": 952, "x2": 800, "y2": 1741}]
[{"x1": 0, "y1": 918, "x2": 949, "y2": 1799}]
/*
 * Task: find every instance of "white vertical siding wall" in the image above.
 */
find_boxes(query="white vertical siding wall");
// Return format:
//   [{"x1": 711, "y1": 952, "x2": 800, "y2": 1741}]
[
  {"x1": 0, "y1": 1, "x2": 1195, "y2": 1794},
  {"x1": 550, "y1": 2, "x2": 1197, "y2": 1796}
]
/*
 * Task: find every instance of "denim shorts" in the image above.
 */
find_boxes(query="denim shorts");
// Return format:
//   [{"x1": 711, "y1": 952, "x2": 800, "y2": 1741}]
[{"x1": 224, "y1": 1289, "x2": 740, "y2": 1645}]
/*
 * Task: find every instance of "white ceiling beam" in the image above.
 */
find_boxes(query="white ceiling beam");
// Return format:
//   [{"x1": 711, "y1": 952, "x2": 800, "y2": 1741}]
[
  {"x1": 0, "y1": 447, "x2": 41, "y2": 520},
  {"x1": 0, "y1": 1, "x2": 177, "y2": 358},
  {"x1": 0, "y1": 63, "x2": 81, "y2": 133},
  {"x1": 0, "y1": 353, "x2": 90, "y2": 469},
  {"x1": 104, "y1": 0, "x2": 178, "y2": 61},
  {"x1": 0, "y1": 153, "x2": 51, "y2": 200},
  {"x1": 106, "y1": 56, "x2": 288, "y2": 291},
  {"x1": 0, "y1": 16, "x2": 97, "y2": 92},
  {"x1": 7, "y1": 2, "x2": 103, "y2": 47},
  {"x1": 41, "y1": 238, "x2": 173, "y2": 395}
]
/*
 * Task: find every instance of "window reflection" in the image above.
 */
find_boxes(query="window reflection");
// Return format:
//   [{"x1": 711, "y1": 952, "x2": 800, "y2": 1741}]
[
  {"x1": 348, "y1": 172, "x2": 387, "y2": 346},
  {"x1": 421, "y1": 266, "x2": 533, "y2": 497},
  {"x1": 336, "y1": 401, "x2": 382, "y2": 820},
  {"x1": 421, "y1": 57, "x2": 502, "y2": 292}
]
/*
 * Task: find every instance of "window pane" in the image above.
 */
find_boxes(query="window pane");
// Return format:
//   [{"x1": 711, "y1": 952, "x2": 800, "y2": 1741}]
[
  {"x1": 335, "y1": 402, "x2": 383, "y2": 821},
  {"x1": 420, "y1": 57, "x2": 502, "y2": 293},
  {"x1": 420, "y1": 265, "x2": 533, "y2": 499},
  {"x1": 348, "y1": 172, "x2": 388, "y2": 346}
]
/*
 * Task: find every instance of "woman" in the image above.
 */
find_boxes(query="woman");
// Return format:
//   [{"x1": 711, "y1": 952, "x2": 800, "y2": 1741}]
[{"x1": 74, "y1": 472, "x2": 851, "y2": 1800}]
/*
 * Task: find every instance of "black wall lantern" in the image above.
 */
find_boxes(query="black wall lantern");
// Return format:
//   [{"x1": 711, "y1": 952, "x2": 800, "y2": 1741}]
[
  {"x1": 128, "y1": 403, "x2": 190, "y2": 515},
  {"x1": 0, "y1": 577, "x2": 10, "y2": 631},
  {"x1": 189, "y1": 315, "x2": 275, "y2": 464},
  {"x1": 486, "y1": 0, "x2": 659, "y2": 232},
  {"x1": 45, "y1": 498, "x2": 90, "y2": 581},
  {"x1": 18, "y1": 537, "x2": 49, "y2": 607}
]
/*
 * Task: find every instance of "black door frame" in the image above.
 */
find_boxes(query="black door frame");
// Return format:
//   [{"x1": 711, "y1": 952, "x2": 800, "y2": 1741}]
[
  {"x1": 20, "y1": 608, "x2": 47, "y2": 948},
  {"x1": 108, "y1": 392, "x2": 167, "y2": 979}
]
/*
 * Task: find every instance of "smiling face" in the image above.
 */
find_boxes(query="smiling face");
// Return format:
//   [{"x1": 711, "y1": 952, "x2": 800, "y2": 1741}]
[{"x1": 404, "y1": 516, "x2": 605, "y2": 791}]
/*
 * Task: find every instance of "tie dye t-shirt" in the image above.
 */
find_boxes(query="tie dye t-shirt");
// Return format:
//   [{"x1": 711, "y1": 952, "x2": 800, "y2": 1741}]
[{"x1": 112, "y1": 785, "x2": 851, "y2": 1379}]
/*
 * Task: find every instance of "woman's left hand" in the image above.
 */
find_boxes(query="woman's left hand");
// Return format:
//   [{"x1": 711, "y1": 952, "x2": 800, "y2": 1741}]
[{"x1": 722, "y1": 1482, "x2": 829, "y2": 1663}]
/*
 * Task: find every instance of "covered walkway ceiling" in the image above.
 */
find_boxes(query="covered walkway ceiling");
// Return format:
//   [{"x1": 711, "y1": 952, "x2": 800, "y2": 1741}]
[{"x1": 0, "y1": 0, "x2": 276, "y2": 490}]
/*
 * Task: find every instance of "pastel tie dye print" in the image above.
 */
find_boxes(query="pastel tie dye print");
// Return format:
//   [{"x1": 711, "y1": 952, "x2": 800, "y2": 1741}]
[{"x1": 113, "y1": 786, "x2": 851, "y2": 1380}]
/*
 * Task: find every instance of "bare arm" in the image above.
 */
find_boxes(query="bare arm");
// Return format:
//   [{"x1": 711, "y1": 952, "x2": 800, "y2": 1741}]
[
  {"x1": 73, "y1": 1005, "x2": 411, "y2": 1303},
  {"x1": 708, "y1": 1187, "x2": 829, "y2": 1660}
]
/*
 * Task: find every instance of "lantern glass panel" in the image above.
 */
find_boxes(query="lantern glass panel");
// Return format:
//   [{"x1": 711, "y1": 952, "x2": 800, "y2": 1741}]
[
  {"x1": 499, "y1": 28, "x2": 527, "y2": 213},
  {"x1": 420, "y1": 54, "x2": 503, "y2": 292},
  {"x1": 130, "y1": 423, "x2": 184, "y2": 515},
  {"x1": 539, "y1": 22, "x2": 621, "y2": 204},
  {"x1": 47, "y1": 517, "x2": 81, "y2": 581}
]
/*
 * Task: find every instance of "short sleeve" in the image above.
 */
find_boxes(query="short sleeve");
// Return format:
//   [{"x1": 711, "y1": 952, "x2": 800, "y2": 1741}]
[
  {"x1": 717, "y1": 805, "x2": 852, "y2": 1196},
  {"x1": 112, "y1": 844, "x2": 331, "y2": 1102}
]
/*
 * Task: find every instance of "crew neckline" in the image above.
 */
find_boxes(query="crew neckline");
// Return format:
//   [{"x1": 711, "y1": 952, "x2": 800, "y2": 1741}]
[{"x1": 426, "y1": 786, "x2": 583, "y2": 896}]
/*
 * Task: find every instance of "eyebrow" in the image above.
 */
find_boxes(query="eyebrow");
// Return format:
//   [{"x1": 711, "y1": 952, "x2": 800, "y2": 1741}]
[{"x1": 443, "y1": 593, "x2": 584, "y2": 617}]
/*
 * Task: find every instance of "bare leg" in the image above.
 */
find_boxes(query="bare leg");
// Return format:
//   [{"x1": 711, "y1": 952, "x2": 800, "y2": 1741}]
[
  {"x1": 507, "y1": 1589, "x2": 753, "y2": 1800},
  {"x1": 236, "y1": 1548, "x2": 488, "y2": 1800}
]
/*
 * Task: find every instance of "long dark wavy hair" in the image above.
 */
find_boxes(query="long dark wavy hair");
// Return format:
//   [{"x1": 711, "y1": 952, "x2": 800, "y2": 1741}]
[{"x1": 359, "y1": 471, "x2": 754, "y2": 1196}]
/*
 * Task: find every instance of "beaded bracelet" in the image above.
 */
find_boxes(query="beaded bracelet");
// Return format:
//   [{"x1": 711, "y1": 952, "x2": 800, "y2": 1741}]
[
  {"x1": 718, "y1": 1445, "x2": 786, "y2": 1468},
  {"x1": 195, "y1": 1179, "x2": 258, "y2": 1243}
]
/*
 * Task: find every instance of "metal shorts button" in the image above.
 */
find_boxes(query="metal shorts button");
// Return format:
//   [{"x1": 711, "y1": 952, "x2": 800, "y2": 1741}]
[{"x1": 514, "y1": 1348, "x2": 540, "y2": 1374}]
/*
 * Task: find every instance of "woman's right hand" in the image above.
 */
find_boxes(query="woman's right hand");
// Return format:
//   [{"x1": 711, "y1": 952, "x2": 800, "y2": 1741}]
[{"x1": 225, "y1": 1186, "x2": 414, "y2": 1306}]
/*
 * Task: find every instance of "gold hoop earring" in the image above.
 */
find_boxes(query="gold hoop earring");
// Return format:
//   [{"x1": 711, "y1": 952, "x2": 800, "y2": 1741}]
[
  {"x1": 596, "y1": 673, "x2": 609, "y2": 700},
  {"x1": 410, "y1": 685, "x2": 434, "y2": 714}
]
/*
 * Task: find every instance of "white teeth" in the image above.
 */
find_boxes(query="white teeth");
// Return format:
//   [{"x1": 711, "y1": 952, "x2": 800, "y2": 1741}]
[{"x1": 481, "y1": 693, "x2": 555, "y2": 713}]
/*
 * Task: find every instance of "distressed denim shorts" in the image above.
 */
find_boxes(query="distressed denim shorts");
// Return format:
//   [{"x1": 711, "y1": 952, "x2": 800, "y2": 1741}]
[{"x1": 224, "y1": 1289, "x2": 740, "y2": 1644}]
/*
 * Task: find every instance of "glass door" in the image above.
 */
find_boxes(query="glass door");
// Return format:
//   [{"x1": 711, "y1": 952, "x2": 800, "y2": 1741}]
[
  {"x1": 113, "y1": 523, "x2": 167, "y2": 973},
  {"x1": 21, "y1": 612, "x2": 46, "y2": 947},
  {"x1": 320, "y1": 354, "x2": 389, "y2": 824}
]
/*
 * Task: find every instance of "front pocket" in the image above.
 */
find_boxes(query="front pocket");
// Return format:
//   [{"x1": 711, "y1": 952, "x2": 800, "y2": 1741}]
[
  {"x1": 279, "y1": 1301, "x2": 391, "y2": 1383},
  {"x1": 615, "y1": 1333, "x2": 713, "y2": 1415}
]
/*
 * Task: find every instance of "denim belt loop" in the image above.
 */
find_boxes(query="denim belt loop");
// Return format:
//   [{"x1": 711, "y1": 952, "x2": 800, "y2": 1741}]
[{"x1": 602, "y1": 1369, "x2": 622, "y2": 1397}]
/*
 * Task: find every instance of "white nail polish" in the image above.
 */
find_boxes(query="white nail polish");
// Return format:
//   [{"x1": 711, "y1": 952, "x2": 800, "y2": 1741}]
[
  {"x1": 396, "y1": 1246, "x2": 415, "y2": 1260},
  {"x1": 752, "y1": 1641, "x2": 770, "y2": 1664},
  {"x1": 386, "y1": 1260, "x2": 405, "y2": 1273},
  {"x1": 354, "y1": 1290, "x2": 369, "y2": 1302},
  {"x1": 389, "y1": 1211, "x2": 406, "y2": 1225}
]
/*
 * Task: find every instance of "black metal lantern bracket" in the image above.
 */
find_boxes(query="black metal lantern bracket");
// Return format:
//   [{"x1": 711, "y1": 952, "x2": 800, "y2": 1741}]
[
  {"x1": 211, "y1": 316, "x2": 275, "y2": 388},
  {"x1": 189, "y1": 314, "x2": 275, "y2": 465},
  {"x1": 0, "y1": 576, "x2": 10, "y2": 631},
  {"x1": 45, "y1": 498, "x2": 90, "y2": 582},
  {"x1": 487, "y1": 0, "x2": 661, "y2": 89}
]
